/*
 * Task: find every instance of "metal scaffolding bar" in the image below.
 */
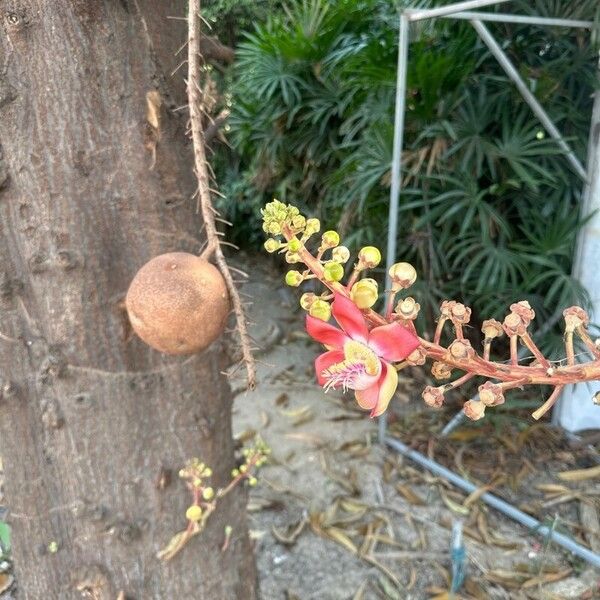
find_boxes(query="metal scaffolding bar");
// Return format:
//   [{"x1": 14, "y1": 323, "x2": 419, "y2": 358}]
[
  {"x1": 436, "y1": 10, "x2": 594, "y2": 29},
  {"x1": 471, "y1": 19, "x2": 588, "y2": 181},
  {"x1": 380, "y1": 12, "x2": 410, "y2": 444},
  {"x1": 381, "y1": 3, "x2": 594, "y2": 441},
  {"x1": 406, "y1": 0, "x2": 510, "y2": 22}
]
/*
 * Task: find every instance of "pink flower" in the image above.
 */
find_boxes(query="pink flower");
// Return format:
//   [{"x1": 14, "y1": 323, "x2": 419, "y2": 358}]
[{"x1": 306, "y1": 294, "x2": 420, "y2": 417}]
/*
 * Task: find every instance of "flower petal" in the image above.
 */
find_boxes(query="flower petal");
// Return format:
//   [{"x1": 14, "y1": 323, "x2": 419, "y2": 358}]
[
  {"x1": 306, "y1": 315, "x2": 348, "y2": 348},
  {"x1": 314, "y1": 350, "x2": 345, "y2": 386},
  {"x1": 332, "y1": 294, "x2": 369, "y2": 343},
  {"x1": 368, "y1": 322, "x2": 420, "y2": 362},
  {"x1": 354, "y1": 382, "x2": 379, "y2": 410},
  {"x1": 370, "y1": 362, "x2": 398, "y2": 417}
]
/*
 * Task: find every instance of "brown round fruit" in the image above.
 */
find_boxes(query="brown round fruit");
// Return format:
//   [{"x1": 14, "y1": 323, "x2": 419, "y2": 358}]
[{"x1": 126, "y1": 252, "x2": 230, "y2": 355}]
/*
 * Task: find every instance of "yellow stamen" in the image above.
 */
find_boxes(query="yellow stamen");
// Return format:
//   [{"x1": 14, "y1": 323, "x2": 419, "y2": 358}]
[{"x1": 343, "y1": 341, "x2": 379, "y2": 376}]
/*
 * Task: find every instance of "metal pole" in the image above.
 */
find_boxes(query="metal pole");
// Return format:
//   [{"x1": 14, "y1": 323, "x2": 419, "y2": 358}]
[
  {"x1": 471, "y1": 19, "x2": 588, "y2": 182},
  {"x1": 380, "y1": 12, "x2": 410, "y2": 444},
  {"x1": 406, "y1": 0, "x2": 511, "y2": 22},
  {"x1": 386, "y1": 437, "x2": 600, "y2": 568},
  {"x1": 436, "y1": 11, "x2": 594, "y2": 29}
]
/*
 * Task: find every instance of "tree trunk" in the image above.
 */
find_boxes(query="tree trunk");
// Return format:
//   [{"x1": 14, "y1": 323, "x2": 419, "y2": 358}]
[{"x1": 0, "y1": 1, "x2": 257, "y2": 598}]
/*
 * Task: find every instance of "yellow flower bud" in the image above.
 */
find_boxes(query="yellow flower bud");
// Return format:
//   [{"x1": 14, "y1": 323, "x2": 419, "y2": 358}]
[
  {"x1": 323, "y1": 261, "x2": 344, "y2": 282},
  {"x1": 203, "y1": 467, "x2": 212, "y2": 477},
  {"x1": 231, "y1": 468, "x2": 239, "y2": 477},
  {"x1": 202, "y1": 487, "x2": 215, "y2": 501},
  {"x1": 267, "y1": 221, "x2": 282, "y2": 235},
  {"x1": 389, "y1": 262, "x2": 417, "y2": 290},
  {"x1": 300, "y1": 293, "x2": 317, "y2": 310},
  {"x1": 350, "y1": 278, "x2": 378, "y2": 309},
  {"x1": 332, "y1": 246, "x2": 350, "y2": 263},
  {"x1": 264, "y1": 238, "x2": 280, "y2": 253},
  {"x1": 309, "y1": 299, "x2": 332, "y2": 322},
  {"x1": 287, "y1": 237, "x2": 302, "y2": 253},
  {"x1": 304, "y1": 218, "x2": 321, "y2": 236},
  {"x1": 248, "y1": 476, "x2": 258, "y2": 487},
  {"x1": 291, "y1": 215, "x2": 306, "y2": 230},
  {"x1": 358, "y1": 246, "x2": 381, "y2": 269},
  {"x1": 285, "y1": 270, "x2": 304, "y2": 287},
  {"x1": 239, "y1": 464, "x2": 247, "y2": 474},
  {"x1": 186, "y1": 505, "x2": 203, "y2": 522},
  {"x1": 285, "y1": 251, "x2": 302, "y2": 264},
  {"x1": 321, "y1": 230, "x2": 340, "y2": 249}
]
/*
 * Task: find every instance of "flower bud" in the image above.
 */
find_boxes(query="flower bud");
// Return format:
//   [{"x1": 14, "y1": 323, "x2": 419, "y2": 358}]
[
  {"x1": 202, "y1": 487, "x2": 215, "y2": 501},
  {"x1": 440, "y1": 300, "x2": 456, "y2": 319},
  {"x1": 287, "y1": 237, "x2": 302, "y2": 253},
  {"x1": 285, "y1": 270, "x2": 304, "y2": 287},
  {"x1": 463, "y1": 400, "x2": 485, "y2": 421},
  {"x1": 389, "y1": 262, "x2": 417, "y2": 290},
  {"x1": 478, "y1": 382, "x2": 504, "y2": 407},
  {"x1": 291, "y1": 215, "x2": 306, "y2": 230},
  {"x1": 321, "y1": 230, "x2": 340, "y2": 249},
  {"x1": 422, "y1": 386, "x2": 445, "y2": 408},
  {"x1": 300, "y1": 293, "x2": 317, "y2": 310},
  {"x1": 350, "y1": 278, "x2": 378, "y2": 309},
  {"x1": 358, "y1": 246, "x2": 381, "y2": 269},
  {"x1": 264, "y1": 238, "x2": 280, "y2": 253},
  {"x1": 431, "y1": 361, "x2": 452, "y2": 380},
  {"x1": 332, "y1": 246, "x2": 350, "y2": 264},
  {"x1": 503, "y1": 313, "x2": 524, "y2": 336},
  {"x1": 406, "y1": 347, "x2": 426, "y2": 366},
  {"x1": 563, "y1": 306, "x2": 589, "y2": 333},
  {"x1": 323, "y1": 261, "x2": 345, "y2": 282},
  {"x1": 186, "y1": 505, "x2": 203, "y2": 522},
  {"x1": 448, "y1": 339, "x2": 475, "y2": 360},
  {"x1": 395, "y1": 296, "x2": 420, "y2": 321},
  {"x1": 285, "y1": 251, "x2": 302, "y2": 264},
  {"x1": 449, "y1": 302, "x2": 471, "y2": 325},
  {"x1": 481, "y1": 319, "x2": 504, "y2": 340},
  {"x1": 304, "y1": 218, "x2": 321, "y2": 236},
  {"x1": 267, "y1": 221, "x2": 282, "y2": 235},
  {"x1": 309, "y1": 299, "x2": 331, "y2": 322}
]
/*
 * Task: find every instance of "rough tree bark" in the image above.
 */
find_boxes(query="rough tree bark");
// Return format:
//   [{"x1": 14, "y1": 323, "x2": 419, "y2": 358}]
[{"x1": 0, "y1": 1, "x2": 257, "y2": 598}]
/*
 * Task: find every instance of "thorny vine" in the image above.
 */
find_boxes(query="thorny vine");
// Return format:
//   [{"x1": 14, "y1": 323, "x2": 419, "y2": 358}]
[{"x1": 187, "y1": 0, "x2": 256, "y2": 389}]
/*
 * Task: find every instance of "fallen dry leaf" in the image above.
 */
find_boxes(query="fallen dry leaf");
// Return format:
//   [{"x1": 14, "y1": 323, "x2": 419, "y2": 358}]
[{"x1": 558, "y1": 465, "x2": 600, "y2": 481}]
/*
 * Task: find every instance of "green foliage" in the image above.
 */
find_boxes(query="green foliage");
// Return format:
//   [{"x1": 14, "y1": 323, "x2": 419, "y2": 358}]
[{"x1": 217, "y1": 0, "x2": 598, "y2": 352}]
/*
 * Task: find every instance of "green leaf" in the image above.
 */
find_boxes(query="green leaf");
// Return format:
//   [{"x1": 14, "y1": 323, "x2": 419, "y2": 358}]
[{"x1": 0, "y1": 521, "x2": 11, "y2": 555}]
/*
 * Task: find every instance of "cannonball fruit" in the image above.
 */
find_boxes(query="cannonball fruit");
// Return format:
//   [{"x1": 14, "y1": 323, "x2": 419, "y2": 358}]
[{"x1": 126, "y1": 252, "x2": 230, "y2": 355}]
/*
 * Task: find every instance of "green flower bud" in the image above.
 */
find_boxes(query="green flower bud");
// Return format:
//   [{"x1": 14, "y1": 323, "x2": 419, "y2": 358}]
[
  {"x1": 287, "y1": 237, "x2": 302, "y2": 252},
  {"x1": 285, "y1": 270, "x2": 304, "y2": 287},
  {"x1": 264, "y1": 238, "x2": 280, "y2": 253},
  {"x1": 323, "y1": 261, "x2": 344, "y2": 282},
  {"x1": 248, "y1": 477, "x2": 258, "y2": 487},
  {"x1": 358, "y1": 246, "x2": 381, "y2": 269},
  {"x1": 350, "y1": 278, "x2": 378, "y2": 309},
  {"x1": 321, "y1": 230, "x2": 340, "y2": 249},
  {"x1": 309, "y1": 299, "x2": 331, "y2": 322}
]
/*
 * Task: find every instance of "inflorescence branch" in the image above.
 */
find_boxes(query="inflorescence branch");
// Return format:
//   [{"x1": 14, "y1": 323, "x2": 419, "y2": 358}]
[{"x1": 262, "y1": 200, "x2": 600, "y2": 422}]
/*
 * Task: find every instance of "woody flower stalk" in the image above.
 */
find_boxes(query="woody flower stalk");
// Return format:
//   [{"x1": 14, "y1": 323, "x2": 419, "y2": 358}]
[{"x1": 262, "y1": 200, "x2": 600, "y2": 422}]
